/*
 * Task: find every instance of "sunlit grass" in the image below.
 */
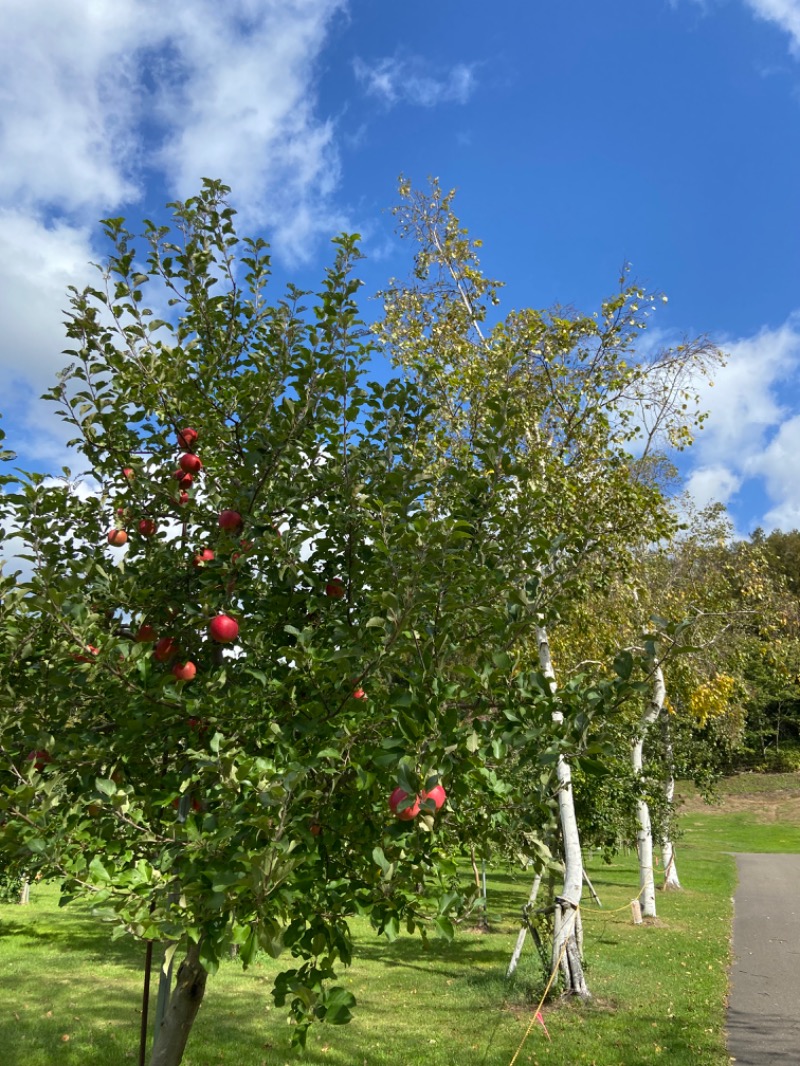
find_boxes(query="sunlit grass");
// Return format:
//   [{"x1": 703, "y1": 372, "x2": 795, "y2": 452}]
[{"x1": 1, "y1": 774, "x2": 796, "y2": 1066}]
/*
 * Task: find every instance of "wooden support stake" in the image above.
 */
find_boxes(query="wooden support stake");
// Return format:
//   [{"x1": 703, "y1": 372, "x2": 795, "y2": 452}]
[
  {"x1": 139, "y1": 941, "x2": 154, "y2": 1066},
  {"x1": 630, "y1": 899, "x2": 643, "y2": 925}
]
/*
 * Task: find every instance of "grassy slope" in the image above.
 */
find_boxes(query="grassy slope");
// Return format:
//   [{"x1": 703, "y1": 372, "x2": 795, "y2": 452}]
[{"x1": 1, "y1": 773, "x2": 798, "y2": 1066}]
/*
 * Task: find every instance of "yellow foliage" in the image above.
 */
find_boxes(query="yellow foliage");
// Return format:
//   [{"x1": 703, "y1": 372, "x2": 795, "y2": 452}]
[{"x1": 688, "y1": 673, "x2": 736, "y2": 727}]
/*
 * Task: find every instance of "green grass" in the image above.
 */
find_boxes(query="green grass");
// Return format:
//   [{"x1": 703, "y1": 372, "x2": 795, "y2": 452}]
[{"x1": 1, "y1": 773, "x2": 798, "y2": 1066}]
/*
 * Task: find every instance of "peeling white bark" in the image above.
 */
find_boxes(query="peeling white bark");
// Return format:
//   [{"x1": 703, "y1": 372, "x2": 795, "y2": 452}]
[
  {"x1": 506, "y1": 872, "x2": 542, "y2": 979},
  {"x1": 632, "y1": 662, "x2": 665, "y2": 918},
  {"x1": 537, "y1": 625, "x2": 590, "y2": 997},
  {"x1": 660, "y1": 713, "x2": 681, "y2": 890}
]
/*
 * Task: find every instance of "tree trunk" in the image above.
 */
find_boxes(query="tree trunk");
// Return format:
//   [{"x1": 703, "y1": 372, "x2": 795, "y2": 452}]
[
  {"x1": 506, "y1": 871, "x2": 542, "y2": 978},
  {"x1": 632, "y1": 662, "x2": 665, "y2": 918},
  {"x1": 18, "y1": 877, "x2": 30, "y2": 905},
  {"x1": 537, "y1": 625, "x2": 590, "y2": 997},
  {"x1": 660, "y1": 712, "x2": 682, "y2": 890},
  {"x1": 149, "y1": 941, "x2": 208, "y2": 1066}
]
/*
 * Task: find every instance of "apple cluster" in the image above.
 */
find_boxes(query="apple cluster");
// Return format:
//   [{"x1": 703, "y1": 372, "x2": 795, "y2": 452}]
[
  {"x1": 388, "y1": 783, "x2": 447, "y2": 821},
  {"x1": 103, "y1": 427, "x2": 242, "y2": 685}
]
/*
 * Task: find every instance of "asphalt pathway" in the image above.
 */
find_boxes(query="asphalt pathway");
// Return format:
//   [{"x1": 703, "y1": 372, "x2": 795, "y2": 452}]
[{"x1": 727, "y1": 853, "x2": 800, "y2": 1064}]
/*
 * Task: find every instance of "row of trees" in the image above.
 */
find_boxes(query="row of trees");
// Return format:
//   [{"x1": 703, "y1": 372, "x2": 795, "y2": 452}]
[{"x1": 0, "y1": 180, "x2": 788, "y2": 1065}]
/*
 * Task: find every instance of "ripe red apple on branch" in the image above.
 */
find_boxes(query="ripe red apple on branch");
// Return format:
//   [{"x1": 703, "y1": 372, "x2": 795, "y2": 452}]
[
  {"x1": 107, "y1": 529, "x2": 128, "y2": 547},
  {"x1": 177, "y1": 427, "x2": 198, "y2": 450},
  {"x1": 389, "y1": 787, "x2": 421, "y2": 821},
  {"x1": 422, "y1": 784, "x2": 447, "y2": 811},
  {"x1": 134, "y1": 624, "x2": 156, "y2": 642},
  {"x1": 179, "y1": 453, "x2": 203, "y2": 475},
  {"x1": 154, "y1": 637, "x2": 178, "y2": 662},
  {"x1": 172, "y1": 661, "x2": 197, "y2": 682},
  {"x1": 72, "y1": 645, "x2": 99, "y2": 664},
  {"x1": 209, "y1": 614, "x2": 239, "y2": 643},
  {"x1": 351, "y1": 687, "x2": 367, "y2": 700},
  {"x1": 122, "y1": 467, "x2": 134, "y2": 481},
  {"x1": 219, "y1": 509, "x2": 243, "y2": 532},
  {"x1": 138, "y1": 519, "x2": 157, "y2": 537},
  {"x1": 192, "y1": 548, "x2": 215, "y2": 567},
  {"x1": 325, "y1": 578, "x2": 345, "y2": 599}
]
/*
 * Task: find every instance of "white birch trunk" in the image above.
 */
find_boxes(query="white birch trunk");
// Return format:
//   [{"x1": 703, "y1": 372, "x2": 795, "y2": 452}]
[
  {"x1": 537, "y1": 626, "x2": 590, "y2": 997},
  {"x1": 660, "y1": 712, "x2": 682, "y2": 890},
  {"x1": 506, "y1": 872, "x2": 542, "y2": 979},
  {"x1": 632, "y1": 662, "x2": 665, "y2": 918}
]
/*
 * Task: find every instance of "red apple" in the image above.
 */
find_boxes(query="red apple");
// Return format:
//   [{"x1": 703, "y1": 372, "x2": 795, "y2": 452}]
[
  {"x1": 187, "y1": 717, "x2": 208, "y2": 734},
  {"x1": 107, "y1": 529, "x2": 128, "y2": 547},
  {"x1": 389, "y1": 787, "x2": 421, "y2": 821},
  {"x1": 26, "y1": 750, "x2": 52, "y2": 772},
  {"x1": 209, "y1": 614, "x2": 239, "y2": 643},
  {"x1": 154, "y1": 637, "x2": 178, "y2": 662},
  {"x1": 134, "y1": 624, "x2": 156, "y2": 643},
  {"x1": 310, "y1": 823, "x2": 322, "y2": 836},
  {"x1": 422, "y1": 784, "x2": 447, "y2": 811},
  {"x1": 177, "y1": 427, "x2": 198, "y2": 450},
  {"x1": 179, "y1": 453, "x2": 203, "y2": 475},
  {"x1": 192, "y1": 548, "x2": 215, "y2": 567},
  {"x1": 173, "y1": 469, "x2": 193, "y2": 484},
  {"x1": 352, "y1": 687, "x2": 367, "y2": 700},
  {"x1": 72, "y1": 644, "x2": 99, "y2": 663},
  {"x1": 175, "y1": 491, "x2": 190, "y2": 507},
  {"x1": 122, "y1": 467, "x2": 134, "y2": 481},
  {"x1": 219, "y1": 509, "x2": 243, "y2": 532},
  {"x1": 172, "y1": 661, "x2": 197, "y2": 682},
  {"x1": 326, "y1": 578, "x2": 345, "y2": 599},
  {"x1": 139, "y1": 519, "x2": 157, "y2": 537}
]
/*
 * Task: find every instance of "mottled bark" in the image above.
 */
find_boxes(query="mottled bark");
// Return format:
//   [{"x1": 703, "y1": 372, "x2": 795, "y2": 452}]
[{"x1": 149, "y1": 941, "x2": 208, "y2": 1066}]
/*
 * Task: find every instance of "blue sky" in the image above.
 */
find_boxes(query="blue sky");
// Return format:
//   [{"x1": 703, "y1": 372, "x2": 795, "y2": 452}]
[{"x1": 1, "y1": 0, "x2": 799, "y2": 534}]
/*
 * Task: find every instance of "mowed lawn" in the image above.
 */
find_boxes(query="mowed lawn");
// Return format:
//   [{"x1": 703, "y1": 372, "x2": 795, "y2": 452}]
[{"x1": 1, "y1": 774, "x2": 799, "y2": 1066}]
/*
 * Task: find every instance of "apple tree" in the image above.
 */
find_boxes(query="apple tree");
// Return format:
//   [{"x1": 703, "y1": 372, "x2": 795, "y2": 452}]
[{"x1": 0, "y1": 182, "x2": 608, "y2": 1063}]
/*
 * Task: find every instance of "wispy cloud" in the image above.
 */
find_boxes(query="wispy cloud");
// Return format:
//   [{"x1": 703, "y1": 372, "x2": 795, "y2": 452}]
[
  {"x1": 673, "y1": 0, "x2": 800, "y2": 53},
  {"x1": 684, "y1": 315, "x2": 800, "y2": 527},
  {"x1": 353, "y1": 54, "x2": 477, "y2": 108},
  {"x1": 744, "y1": 0, "x2": 800, "y2": 52}
]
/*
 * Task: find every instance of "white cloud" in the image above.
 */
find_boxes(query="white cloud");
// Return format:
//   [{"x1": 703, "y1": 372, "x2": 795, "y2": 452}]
[
  {"x1": 155, "y1": 0, "x2": 350, "y2": 254},
  {"x1": 353, "y1": 55, "x2": 476, "y2": 108},
  {"x1": 0, "y1": 0, "x2": 352, "y2": 473},
  {"x1": 685, "y1": 315, "x2": 800, "y2": 529},
  {"x1": 0, "y1": 211, "x2": 96, "y2": 395},
  {"x1": 691, "y1": 317, "x2": 800, "y2": 469},
  {"x1": 684, "y1": 464, "x2": 743, "y2": 509},
  {"x1": 743, "y1": 0, "x2": 800, "y2": 52},
  {"x1": 751, "y1": 414, "x2": 800, "y2": 527},
  {"x1": 0, "y1": 1, "x2": 144, "y2": 214}
]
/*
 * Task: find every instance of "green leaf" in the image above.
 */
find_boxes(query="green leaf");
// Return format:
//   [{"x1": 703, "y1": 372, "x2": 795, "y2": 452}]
[
  {"x1": 324, "y1": 987, "x2": 356, "y2": 1025},
  {"x1": 372, "y1": 847, "x2": 390, "y2": 874},
  {"x1": 433, "y1": 915, "x2": 455, "y2": 942}
]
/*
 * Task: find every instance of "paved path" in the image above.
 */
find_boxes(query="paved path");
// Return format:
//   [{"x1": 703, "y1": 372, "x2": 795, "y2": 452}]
[{"x1": 728, "y1": 853, "x2": 800, "y2": 1064}]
